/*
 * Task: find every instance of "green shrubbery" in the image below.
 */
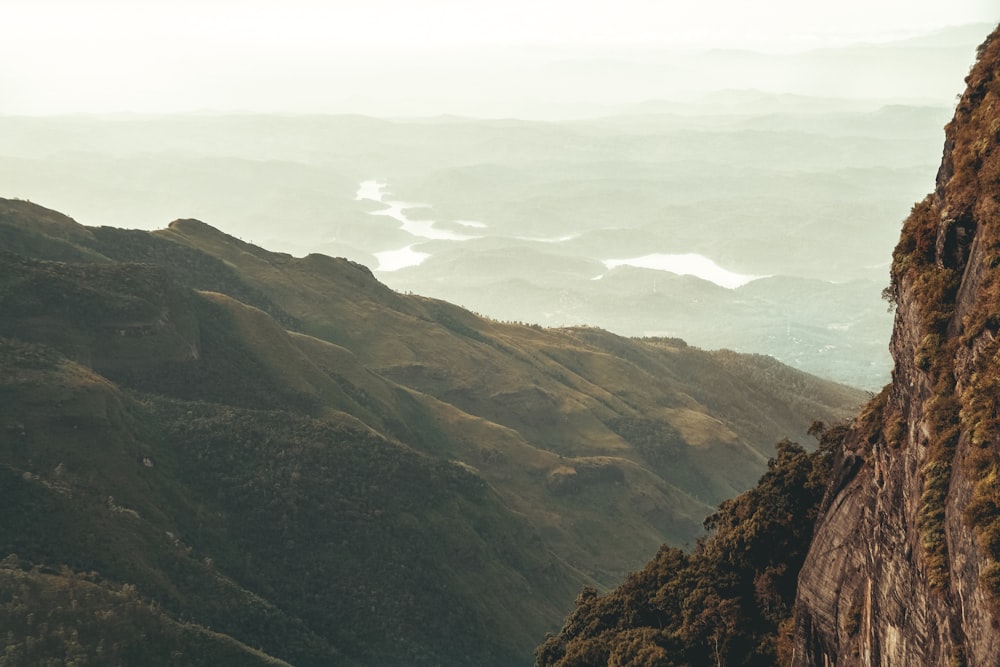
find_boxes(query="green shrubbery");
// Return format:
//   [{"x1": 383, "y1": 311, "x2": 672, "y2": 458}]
[
  {"x1": 536, "y1": 426, "x2": 845, "y2": 667},
  {"x1": 0, "y1": 561, "x2": 290, "y2": 667}
]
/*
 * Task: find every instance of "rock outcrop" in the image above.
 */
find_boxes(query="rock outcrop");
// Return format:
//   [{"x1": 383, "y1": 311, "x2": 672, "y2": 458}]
[{"x1": 793, "y1": 24, "x2": 1000, "y2": 666}]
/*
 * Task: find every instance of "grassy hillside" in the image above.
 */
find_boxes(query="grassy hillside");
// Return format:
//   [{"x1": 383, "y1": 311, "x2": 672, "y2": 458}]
[{"x1": 0, "y1": 198, "x2": 865, "y2": 664}]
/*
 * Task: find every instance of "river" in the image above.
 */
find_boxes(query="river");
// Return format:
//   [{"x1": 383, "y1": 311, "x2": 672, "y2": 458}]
[{"x1": 356, "y1": 179, "x2": 764, "y2": 288}]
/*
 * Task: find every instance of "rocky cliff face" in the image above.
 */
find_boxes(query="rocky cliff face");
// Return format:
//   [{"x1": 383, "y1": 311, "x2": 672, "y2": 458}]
[{"x1": 793, "y1": 24, "x2": 1000, "y2": 666}]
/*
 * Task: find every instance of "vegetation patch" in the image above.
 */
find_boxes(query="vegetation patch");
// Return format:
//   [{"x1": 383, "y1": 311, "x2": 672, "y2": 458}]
[
  {"x1": 918, "y1": 386, "x2": 961, "y2": 589},
  {"x1": 0, "y1": 558, "x2": 292, "y2": 667},
  {"x1": 886, "y1": 180, "x2": 963, "y2": 591},
  {"x1": 959, "y1": 339, "x2": 1000, "y2": 612},
  {"x1": 884, "y1": 27, "x2": 1000, "y2": 603},
  {"x1": 536, "y1": 426, "x2": 846, "y2": 667}
]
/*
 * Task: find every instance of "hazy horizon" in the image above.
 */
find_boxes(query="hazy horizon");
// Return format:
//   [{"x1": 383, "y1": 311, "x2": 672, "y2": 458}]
[
  {"x1": 3, "y1": 4, "x2": 997, "y2": 389},
  {"x1": 5, "y1": 1, "x2": 996, "y2": 118}
]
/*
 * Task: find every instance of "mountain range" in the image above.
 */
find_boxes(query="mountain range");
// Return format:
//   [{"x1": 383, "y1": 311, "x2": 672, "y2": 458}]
[
  {"x1": 0, "y1": 198, "x2": 862, "y2": 665},
  {"x1": 0, "y1": 92, "x2": 954, "y2": 390}
]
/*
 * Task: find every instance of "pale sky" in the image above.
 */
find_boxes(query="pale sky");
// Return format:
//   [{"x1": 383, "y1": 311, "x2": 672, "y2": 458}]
[{"x1": 3, "y1": 0, "x2": 997, "y2": 116}]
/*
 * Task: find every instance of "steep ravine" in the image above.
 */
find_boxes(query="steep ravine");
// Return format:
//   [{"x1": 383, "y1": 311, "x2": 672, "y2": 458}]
[{"x1": 792, "y1": 24, "x2": 1000, "y2": 666}]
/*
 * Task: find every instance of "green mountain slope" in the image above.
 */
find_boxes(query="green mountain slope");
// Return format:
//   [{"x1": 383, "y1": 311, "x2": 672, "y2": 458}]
[
  {"x1": 0, "y1": 198, "x2": 864, "y2": 665},
  {"x1": 0, "y1": 335, "x2": 575, "y2": 666}
]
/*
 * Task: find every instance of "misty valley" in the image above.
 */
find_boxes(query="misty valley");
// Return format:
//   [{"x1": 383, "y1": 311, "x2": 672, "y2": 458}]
[{"x1": 1, "y1": 97, "x2": 953, "y2": 390}]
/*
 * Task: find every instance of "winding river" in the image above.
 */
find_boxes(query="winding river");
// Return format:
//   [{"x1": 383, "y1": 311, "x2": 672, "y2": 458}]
[
  {"x1": 356, "y1": 180, "x2": 479, "y2": 271},
  {"x1": 356, "y1": 179, "x2": 764, "y2": 288}
]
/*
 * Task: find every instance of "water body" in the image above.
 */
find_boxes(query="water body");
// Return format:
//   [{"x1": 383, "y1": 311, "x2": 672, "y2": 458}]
[
  {"x1": 603, "y1": 253, "x2": 764, "y2": 289},
  {"x1": 356, "y1": 180, "x2": 479, "y2": 270},
  {"x1": 357, "y1": 181, "x2": 760, "y2": 288},
  {"x1": 355, "y1": 180, "x2": 387, "y2": 202},
  {"x1": 374, "y1": 245, "x2": 431, "y2": 272},
  {"x1": 514, "y1": 233, "x2": 580, "y2": 243},
  {"x1": 371, "y1": 201, "x2": 478, "y2": 242}
]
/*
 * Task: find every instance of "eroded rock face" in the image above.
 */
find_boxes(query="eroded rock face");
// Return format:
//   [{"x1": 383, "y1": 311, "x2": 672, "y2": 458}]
[{"x1": 792, "y1": 25, "x2": 1000, "y2": 666}]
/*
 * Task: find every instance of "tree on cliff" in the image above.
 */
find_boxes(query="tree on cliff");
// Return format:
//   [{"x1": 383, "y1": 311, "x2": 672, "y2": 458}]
[{"x1": 535, "y1": 425, "x2": 844, "y2": 667}]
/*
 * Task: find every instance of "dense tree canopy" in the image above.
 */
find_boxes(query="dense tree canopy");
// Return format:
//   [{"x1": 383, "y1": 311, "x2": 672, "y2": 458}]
[{"x1": 536, "y1": 424, "x2": 846, "y2": 667}]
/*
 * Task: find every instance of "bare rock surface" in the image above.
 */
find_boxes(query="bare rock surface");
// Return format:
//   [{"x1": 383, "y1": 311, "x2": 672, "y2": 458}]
[{"x1": 793, "y1": 24, "x2": 1000, "y2": 666}]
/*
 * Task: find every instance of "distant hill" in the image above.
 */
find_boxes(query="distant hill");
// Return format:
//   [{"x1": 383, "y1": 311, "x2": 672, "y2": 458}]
[
  {"x1": 0, "y1": 198, "x2": 863, "y2": 665},
  {"x1": 0, "y1": 93, "x2": 951, "y2": 389}
]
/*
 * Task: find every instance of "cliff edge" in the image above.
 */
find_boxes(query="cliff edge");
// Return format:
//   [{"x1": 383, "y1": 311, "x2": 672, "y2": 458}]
[{"x1": 793, "y1": 23, "x2": 1000, "y2": 667}]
